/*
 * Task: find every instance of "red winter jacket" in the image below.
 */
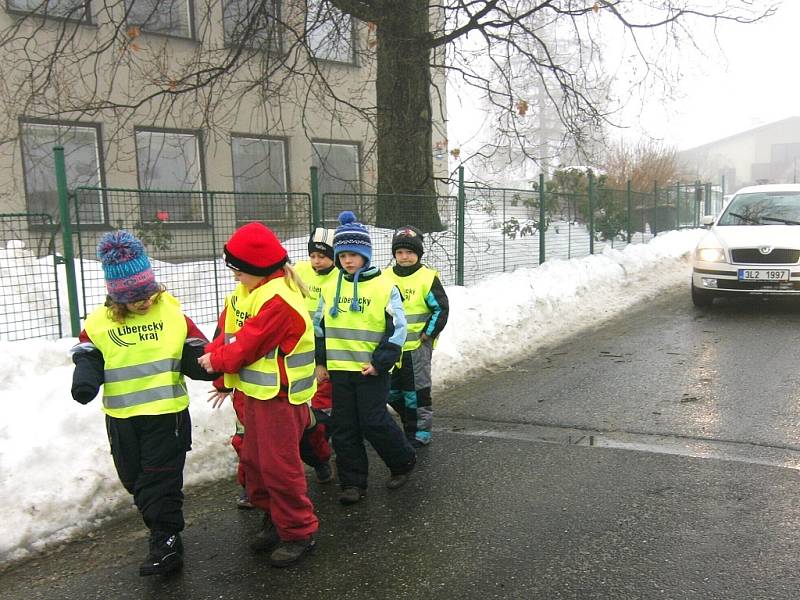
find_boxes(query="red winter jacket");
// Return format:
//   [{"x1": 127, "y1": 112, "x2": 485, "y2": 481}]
[{"x1": 205, "y1": 270, "x2": 307, "y2": 397}]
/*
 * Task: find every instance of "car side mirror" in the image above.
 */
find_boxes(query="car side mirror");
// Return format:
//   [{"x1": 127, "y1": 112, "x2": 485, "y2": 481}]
[{"x1": 700, "y1": 215, "x2": 715, "y2": 227}]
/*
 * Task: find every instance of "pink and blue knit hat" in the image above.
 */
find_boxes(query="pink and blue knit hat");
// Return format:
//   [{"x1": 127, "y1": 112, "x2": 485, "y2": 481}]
[{"x1": 97, "y1": 230, "x2": 160, "y2": 303}]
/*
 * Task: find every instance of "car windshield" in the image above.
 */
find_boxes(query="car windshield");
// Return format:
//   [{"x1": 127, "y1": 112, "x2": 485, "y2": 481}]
[{"x1": 717, "y1": 191, "x2": 800, "y2": 225}]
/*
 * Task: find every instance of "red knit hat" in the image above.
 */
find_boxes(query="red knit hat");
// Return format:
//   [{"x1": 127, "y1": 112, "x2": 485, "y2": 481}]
[{"x1": 224, "y1": 223, "x2": 288, "y2": 276}]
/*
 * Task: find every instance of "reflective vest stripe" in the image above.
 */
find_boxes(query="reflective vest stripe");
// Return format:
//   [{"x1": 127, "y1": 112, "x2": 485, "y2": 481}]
[
  {"x1": 325, "y1": 327, "x2": 384, "y2": 343},
  {"x1": 223, "y1": 279, "x2": 317, "y2": 404},
  {"x1": 290, "y1": 374, "x2": 316, "y2": 395},
  {"x1": 84, "y1": 291, "x2": 189, "y2": 418},
  {"x1": 239, "y1": 369, "x2": 278, "y2": 387},
  {"x1": 285, "y1": 350, "x2": 315, "y2": 369},
  {"x1": 104, "y1": 358, "x2": 181, "y2": 383},
  {"x1": 385, "y1": 267, "x2": 436, "y2": 352},
  {"x1": 405, "y1": 313, "x2": 429, "y2": 324},
  {"x1": 104, "y1": 383, "x2": 187, "y2": 409},
  {"x1": 326, "y1": 348, "x2": 374, "y2": 363}
]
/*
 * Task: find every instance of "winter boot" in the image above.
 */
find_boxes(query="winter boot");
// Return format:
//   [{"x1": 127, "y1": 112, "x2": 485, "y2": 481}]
[
  {"x1": 236, "y1": 488, "x2": 254, "y2": 509},
  {"x1": 270, "y1": 536, "x2": 315, "y2": 568},
  {"x1": 339, "y1": 487, "x2": 366, "y2": 505},
  {"x1": 387, "y1": 455, "x2": 416, "y2": 490},
  {"x1": 250, "y1": 514, "x2": 280, "y2": 553},
  {"x1": 314, "y1": 461, "x2": 334, "y2": 484},
  {"x1": 139, "y1": 531, "x2": 183, "y2": 576}
]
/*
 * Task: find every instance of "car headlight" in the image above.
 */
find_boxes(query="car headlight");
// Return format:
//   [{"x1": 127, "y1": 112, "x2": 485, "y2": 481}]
[{"x1": 695, "y1": 247, "x2": 726, "y2": 262}]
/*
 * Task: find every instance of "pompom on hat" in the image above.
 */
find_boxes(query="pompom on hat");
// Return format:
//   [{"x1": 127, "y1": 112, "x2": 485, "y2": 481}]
[
  {"x1": 308, "y1": 227, "x2": 335, "y2": 261},
  {"x1": 333, "y1": 211, "x2": 372, "y2": 269},
  {"x1": 391, "y1": 225, "x2": 424, "y2": 259},
  {"x1": 97, "y1": 230, "x2": 160, "y2": 303},
  {"x1": 224, "y1": 222, "x2": 288, "y2": 276}
]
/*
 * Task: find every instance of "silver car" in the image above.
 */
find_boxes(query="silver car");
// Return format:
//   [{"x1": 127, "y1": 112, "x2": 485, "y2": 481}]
[{"x1": 691, "y1": 184, "x2": 800, "y2": 307}]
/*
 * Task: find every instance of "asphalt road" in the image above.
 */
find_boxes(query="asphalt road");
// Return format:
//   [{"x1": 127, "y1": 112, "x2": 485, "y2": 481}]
[{"x1": 3, "y1": 286, "x2": 800, "y2": 600}]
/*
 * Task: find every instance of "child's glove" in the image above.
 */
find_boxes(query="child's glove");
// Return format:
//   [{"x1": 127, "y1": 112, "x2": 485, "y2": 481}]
[{"x1": 71, "y1": 382, "x2": 99, "y2": 404}]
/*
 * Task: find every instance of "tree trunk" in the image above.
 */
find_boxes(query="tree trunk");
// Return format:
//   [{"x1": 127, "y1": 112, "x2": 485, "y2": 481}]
[{"x1": 374, "y1": 1, "x2": 443, "y2": 232}]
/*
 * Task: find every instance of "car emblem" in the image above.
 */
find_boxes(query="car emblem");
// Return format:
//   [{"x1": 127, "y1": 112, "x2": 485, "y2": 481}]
[{"x1": 759, "y1": 246, "x2": 773, "y2": 255}]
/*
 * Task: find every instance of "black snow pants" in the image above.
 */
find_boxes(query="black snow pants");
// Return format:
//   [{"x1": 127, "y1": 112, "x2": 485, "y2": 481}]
[
  {"x1": 330, "y1": 370, "x2": 416, "y2": 490},
  {"x1": 106, "y1": 408, "x2": 192, "y2": 535}
]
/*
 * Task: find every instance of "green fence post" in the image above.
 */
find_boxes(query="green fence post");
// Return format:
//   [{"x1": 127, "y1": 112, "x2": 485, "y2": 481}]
[
  {"x1": 675, "y1": 182, "x2": 681, "y2": 229},
  {"x1": 310, "y1": 167, "x2": 321, "y2": 227},
  {"x1": 588, "y1": 171, "x2": 595, "y2": 254},
  {"x1": 209, "y1": 191, "x2": 221, "y2": 313},
  {"x1": 54, "y1": 146, "x2": 81, "y2": 337},
  {"x1": 626, "y1": 179, "x2": 632, "y2": 243},
  {"x1": 705, "y1": 183, "x2": 712, "y2": 215},
  {"x1": 694, "y1": 181, "x2": 701, "y2": 226},
  {"x1": 652, "y1": 180, "x2": 658, "y2": 236},
  {"x1": 457, "y1": 165, "x2": 465, "y2": 286},
  {"x1": 539, "y1": 173, "x2": 546, "y2": 264},
  {"x1": 501, "y1": 188, "x2": 507, "y2": 273}
]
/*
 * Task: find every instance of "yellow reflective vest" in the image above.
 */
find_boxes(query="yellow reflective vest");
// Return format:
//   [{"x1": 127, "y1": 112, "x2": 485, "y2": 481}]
[
  {"x1": 294, "y1": 260, "x2": 338, "y2": 319},
  {"x1": 384, "y1": 266, "x2": 437, "y2": 352},
  {"x1": 320, "y1": 273, "x2": 396, "y2": 372},
  {"x1": 222, "y1": 277, "x2": 317, "y2": 404},
  {"x1": 84, "y1": 292, "x2": 189, "y2": 419}
]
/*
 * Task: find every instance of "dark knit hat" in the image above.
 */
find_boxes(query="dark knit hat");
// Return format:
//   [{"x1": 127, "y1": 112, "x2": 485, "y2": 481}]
[
  {"x1": 391, "y1": 225, "x2": 424, "y2": 259},
  {"x1": 224, "y1": 222, "x2": 288, "y2": 276},
  {"x1": 308, "y1": 227, "x2": 335, "y2": 260},
  {"x1": 333, "y1": 211, "x2": 371, "y2": 269},
  {"x1": 97, "y1": 230, "x2": 160, "y2": 303}
]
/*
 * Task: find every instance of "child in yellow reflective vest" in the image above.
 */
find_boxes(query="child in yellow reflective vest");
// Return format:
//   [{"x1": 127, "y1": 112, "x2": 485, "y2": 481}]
[
  {"x1": 69, "y1": 230, "x2": 216, "y2": 577},
  {"x1": 199, "y1": 222, "x2": 318, "y2": 568},
  {"x1": 230, "y1": 227, "x2": 338, "y2": 508},
  {"x1": 385, "y1": 225, "x2": 449, "y2": 447},
  {"x1": 293, "y1": 227, "x2": 338, "y2": 482},
  {"x1": 313, "y1": 212, "x2": 416, "y2": 506}
]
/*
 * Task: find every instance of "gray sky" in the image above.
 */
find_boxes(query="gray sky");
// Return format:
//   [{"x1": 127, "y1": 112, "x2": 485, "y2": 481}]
[
  {"x1": 446, "y1": 2, "x2": 797, "y2": 157},
  {"x1": 632, "y1": 1, "x2": 798, "y2": 150}
]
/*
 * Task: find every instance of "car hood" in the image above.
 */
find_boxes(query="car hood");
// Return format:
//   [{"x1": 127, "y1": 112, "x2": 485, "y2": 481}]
[{"x1": 707, "y1": 225, "x2": 800, "y2": 249}]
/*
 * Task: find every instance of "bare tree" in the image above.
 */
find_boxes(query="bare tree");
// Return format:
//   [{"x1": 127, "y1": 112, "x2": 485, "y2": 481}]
[{"x1": 0, "y1": 0, "x2": 777, "y2": 231}]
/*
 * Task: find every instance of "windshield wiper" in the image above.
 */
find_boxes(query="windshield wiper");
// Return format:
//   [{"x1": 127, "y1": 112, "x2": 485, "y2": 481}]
[
  {"x1": 761, "y1": 216, "x2": 800, "y2": 225},
  {"x1": 728, "y1": 212, "x2": 761, "y2": 225}
]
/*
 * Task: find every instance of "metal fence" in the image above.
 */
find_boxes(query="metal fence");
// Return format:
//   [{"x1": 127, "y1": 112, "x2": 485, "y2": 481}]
[
  {"x1": 321, "y1": 193, "x2": 460, "y2": 285},
  {"x1": 0, "y1": 214, "x2": 62, "y2": 340},
  {"x1": 70, "y1": 188, "x2": 313, "y2": 327},
  {"x1": 457, "y1": 180, "x2": 722, "y2": 286},
  {"x1": 0, "y1": 157, "x2": 724, "y2": 340}
]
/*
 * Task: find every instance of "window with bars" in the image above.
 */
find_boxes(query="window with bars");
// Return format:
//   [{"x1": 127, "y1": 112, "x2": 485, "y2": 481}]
[
  {"x1": 222, "y1": 0, "x2": 281, "y2": 51},
  {"x1": 306, "y1": 0, "x2": 355, "y2": 64},
  {"x1": 6, "y1": 0, "x2": 89, "y2": 21},
  {"x1": 231, "y1": 135, "x2": 289, "y2": 222},
  {"x1": 124, "y1": 0, "x2": 193, "y2": 39},
  {"x1": 312, "y1": 141, "x2": 361, "y2": 221},
  {"x1": 20, "y1": 120, "x2": 105, "y2": 224},
  {"x1": 135, "y1": 129, "x2": 206, "y2": 223}
]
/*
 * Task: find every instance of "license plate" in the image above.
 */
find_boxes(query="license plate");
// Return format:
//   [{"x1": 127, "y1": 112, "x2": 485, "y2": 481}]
[{"x1": 738, "y1": 269, "x2": 790, "y2": 281}]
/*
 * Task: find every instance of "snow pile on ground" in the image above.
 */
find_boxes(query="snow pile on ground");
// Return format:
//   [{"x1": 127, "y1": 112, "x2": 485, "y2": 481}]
[{"x1": 0, "y1": 228, "x2": 704, "y2": 564}]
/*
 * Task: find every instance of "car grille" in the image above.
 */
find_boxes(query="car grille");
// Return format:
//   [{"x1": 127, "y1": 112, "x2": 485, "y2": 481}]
[
  {"x1": 730, "y1": 248, "x2": 800, "y2": 264},
  {"x1": 716, "y1": 280, "x2": 800, "y2": 291}
]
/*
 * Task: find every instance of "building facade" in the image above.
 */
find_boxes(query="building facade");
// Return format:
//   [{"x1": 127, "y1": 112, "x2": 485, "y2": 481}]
[
  {"x1": 678, "y1": 117, "x2": 800, "y2": 193},
  {"x1": 0, "y1": 1, "x2": 448, "y2": 258}
]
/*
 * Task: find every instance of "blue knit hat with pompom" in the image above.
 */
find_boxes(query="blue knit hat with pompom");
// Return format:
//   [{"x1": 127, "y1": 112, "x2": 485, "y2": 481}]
[
  {"x1": 329, "y1": 211, "x2": 372, "y2": 318},
  {"x1": 97, "y1": 230, "x2": 160, "y2": 303},
  {"x1": 333, "y1": 211, "x2": 372, "y2": 269}
]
